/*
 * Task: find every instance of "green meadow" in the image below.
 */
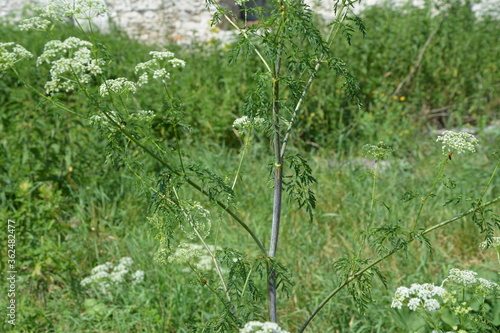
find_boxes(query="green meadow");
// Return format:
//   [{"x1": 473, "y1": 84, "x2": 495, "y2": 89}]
[{"x1": 1, "y1": 1, "x2": 499, "y2": 332}]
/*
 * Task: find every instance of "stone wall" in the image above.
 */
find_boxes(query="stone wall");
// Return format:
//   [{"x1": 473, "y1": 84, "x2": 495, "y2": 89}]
[{"x1": 0, "y1": 0, "x2": 497, "y2": 45}]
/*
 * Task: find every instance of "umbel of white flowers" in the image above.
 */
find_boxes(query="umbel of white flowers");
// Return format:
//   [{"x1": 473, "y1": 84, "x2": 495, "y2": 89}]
[
  {"x1": 80, "y1": 257, "x2": 145, "y2": 294},
  {"x1": 436, "y1": 131, "x2": 479, "y2": 155},
  {"x1": 240, "y1": 321, "x2": 290, "y2": 333},
  {"x1": 391, "y1": 268, "x2": 499, "y2": 313}
]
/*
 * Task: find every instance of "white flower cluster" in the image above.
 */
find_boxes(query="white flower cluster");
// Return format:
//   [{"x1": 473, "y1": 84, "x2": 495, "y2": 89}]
[
  {"x1": 392, "y1": 268, "x2": 499, "y2": 314},
  {"x1": 0, "y1": 42, "x2": 33, "y2": 71},
  {"x1": 18, "y1": 16, "x2": 52, "y2": 31},
  {"x1": 90, "y1": 110, "x2": 155, "y2": 130},
  {"x1": 129, "y1": 110, "x2": 156, "y2": 124},
  {"x1": 135, "y1": 51, "x2": 185, "y2": 86},
  {"x1": 361, "y1": 141, "x2": 393, "y2": 160},
  {"x1": 99, "y1": 77, "x2": 137, "y2": 97},
  {"x1": 443, "y1": 268, "x2": 499, "y2": 295},
  {"x1": 480, "y1": 237, "x2": 500, "y2": 250},
  {"x1": 80, "y1": 257, "x2": 144, "y2": 294},
  {"x1": 89, "y1": 110, "x2": 120, "y2": 130},
  {"x1": 169, "y1": 243, "x2": 221, "y2": 272},
  {"x1": 36, "y1": 37, "x2": 105, "y2": 94},
  {"x1": 391, "y1": 283, "x2": 447, "y2": 311},
  {"x1": 19, "y1": 0, "x2": 107, "y2": 30},
  {"x1": 240, "y1": 321, "x2": 290, "y2": 333},
  {"x1": 233, "y1": 116, "x2": 266, "y2": 131},
  {"x1": 436, "y1": 131, "x2": 479, "y2": 155}
]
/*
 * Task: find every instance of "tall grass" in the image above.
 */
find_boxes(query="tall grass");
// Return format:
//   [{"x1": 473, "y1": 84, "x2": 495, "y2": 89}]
[{"x1": 1, "y1": 1, "x2": 499, "y2": 332}]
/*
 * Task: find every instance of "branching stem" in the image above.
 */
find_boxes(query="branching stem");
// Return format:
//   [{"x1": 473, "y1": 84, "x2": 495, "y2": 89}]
[{"x1": 298, "y1": 195, "x2": 500, "y2": 333}]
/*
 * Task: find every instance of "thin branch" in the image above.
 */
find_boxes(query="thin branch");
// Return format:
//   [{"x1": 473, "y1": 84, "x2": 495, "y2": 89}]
[
  {"x1": 298, "y1": 195, "x2": 500, "y2": 333},
  {"x1": 279, "y1": 2, "x2": 351, "y2": 160}
]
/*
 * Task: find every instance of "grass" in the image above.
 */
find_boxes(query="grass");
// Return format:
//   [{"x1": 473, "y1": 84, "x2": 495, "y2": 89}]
[{"x1": 1, "y1": 1, "x2": 500, "y2": 332}]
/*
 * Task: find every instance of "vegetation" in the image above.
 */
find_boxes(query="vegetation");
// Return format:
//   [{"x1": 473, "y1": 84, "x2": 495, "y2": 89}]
[{"x1": 0, "y1": 0, "x2": 499, "y2": 332}]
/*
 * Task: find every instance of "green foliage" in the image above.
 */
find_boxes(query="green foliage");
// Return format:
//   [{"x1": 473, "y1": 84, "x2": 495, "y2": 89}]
[
  {"x1": 284, "y1": 154, "x2": 317, "y2": 221},
  {"x1": 1, "y1": 1, "x2": 499, "y2": 332}
]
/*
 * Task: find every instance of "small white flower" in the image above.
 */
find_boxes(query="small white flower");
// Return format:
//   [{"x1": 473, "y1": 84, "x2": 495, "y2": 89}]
[
  {"x1": 475, "y1": 278, "x2": 499, "y2": 295},
  {"x1": 480, "y1": 237, "x2": 500, "y2": 250},
  {"x1": 444, "y1": 268, "x2": 477, "y2": 287},
  {"x1": 153, "y1": 68, "x2": 170, "y2": 81},
  {"x1": 19, "y1": 0, "x2": 107, "y2": 31},
  {"x1": 18, "y1": 16, "x2": 52, "y2": 31},
  {"x1": 393, "y1": 286, "x2": 411, "y2": 299},
  {"x1": 134, "y1": 50, "x2": 185, "y2": 86},
  {"x1": 240, "y1": 321, "x2": 289, "y2": 333},
  {"x1": 168, "y1": 58, "x2": 186, "y2": 68},
  {"x1": 391, "y1": 298, "x2": 403, "y2": 309},
  {"x1": 0, "y1": 42, "x2": 33, "y2": 71},
  {"x1": 131, "y1": 270, "x2": 145, "y2": 285},
  {"x1": 91, "y1": 262, "x2": 113, "y2": 274},
  {"x1": 80, "y1": 277, "x2": 93, "y2": 286},
  {"x1": 150, "y1": 51, "x2": 175, "y2": 60},
  {"x1": 99, "y1": 78, "x2": 137, "y2": 97},
  {"x1": 233, "y1": 116, "x2": 266, "y2": 131},
  {"x1": 407, "y1": 297, "x2": 421, "y2": 311},
  {"x1": 129, "y1": 110, "x2": 156, "y2": 124},
  {"x1": 362, "y1": 141, "x2": 393, "y2": 160},
  {"x1": 436, "y1": 131, "x2": 479, "y2": 155},
  {"x1": 424, "y1": 298, "x2": 441, "y2": 311},
  {"x1": 37, "y1": 37, "x2": 105, "y2": 94}
]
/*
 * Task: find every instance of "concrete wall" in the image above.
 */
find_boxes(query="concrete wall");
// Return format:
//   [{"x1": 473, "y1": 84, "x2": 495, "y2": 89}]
[{"x1": 0, "y1": 0, "x2": 497, "y2": 45}]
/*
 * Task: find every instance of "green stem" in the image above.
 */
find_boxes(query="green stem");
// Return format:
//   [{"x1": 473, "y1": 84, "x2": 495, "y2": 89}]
[
  {"x1": 213, "y1": 2, "x2": 272, "y2": 74},
  {"x1": 411, "y1": 157, "x2": 448, "y2": 231},
  {"x1": 232, "y1": 136, "x2": 250, "y2": 190},
  {"x1": 369, "y1": 162, "x2": 379, "y2": 221},
  {"x1": 479, "y1": 160, "x2": 500, "y2": 201},
  {"x1": 297, "y1": 195, "x2": 500, "y2": 333},
  {"x1": 171, "y1": 187, "x2": 235, "y2": 316}
]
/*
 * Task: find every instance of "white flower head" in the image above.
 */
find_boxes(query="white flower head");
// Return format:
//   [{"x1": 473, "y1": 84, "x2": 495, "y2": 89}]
[
  {"x1": 129, "y1": 110, "x2": 156, "y2": 124},
  {"x1": 436, "y1": 131, "x2": 479, "y2": 155},
  {"x1": 475, "y1": 278, "x2": 499, "y2": 295},
  {"x1": 168, "y1": 243, "x2": 222, "y2": 272},
  {"x1": 89, "y1": 110, "x2": 121, "y2": 131},
  {"x1": 99, "y1": 77, "x2": 137, "y2": 97},
  {"x1": 443, "y1": 268, "x2": 478, "y2": 287},
  {"x1": 80, "y1": 256, "x2": 144, "y2": 294},
  {"x1": 18, "y1": 16, "x2": 52, "y2": 31},
  {"x1": 168, "y1": 243, "x2": 205, "y2": 264},
  {"x1": 240, "y1": 321, "x2": 290, "y2": 333},
  {"x1": 480, "y1": 237, "x2": 500, "y2": 250},
  {"x1": 19, "y1": 0, "x2": 107, "y2": 30},
  {"x1": 233, "y1": 116, "x2": 266, "y2": 131},
  {"x1": 424, "y1": 298, "x2": 441, "y2": 311},
  {"x1": 392, "y1": 283, "x2": 447, "y2": 312},
  {"x1": 37, "y1": 37, "x2": 105, "y2": 94},
  {"x1": 131, "y1": 270, "x2": 145, "y2": 285},
  {"x1": 135, "y1": 50, "x2": 185, "y2": 86},
  {"x1": 168, "y1": 58, "x2": 186, "y2": 68},
  {"x1": 0, "y1": 42, "x2": 33, "y2": 71},
  {"x1": 362, "y1": 141, "x2": 393, "y2": 160},
  {"x1": 407, "y1": 297, "x2": 421, "y2": 311}
]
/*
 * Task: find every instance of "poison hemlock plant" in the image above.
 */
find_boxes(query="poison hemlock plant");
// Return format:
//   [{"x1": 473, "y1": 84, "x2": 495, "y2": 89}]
[
  {"x1": 1, "y1": 0, "x2": 500, "y2": 332},
  {"x1": 391, "y1": 268, "x2": 499, "y2": 332}
]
